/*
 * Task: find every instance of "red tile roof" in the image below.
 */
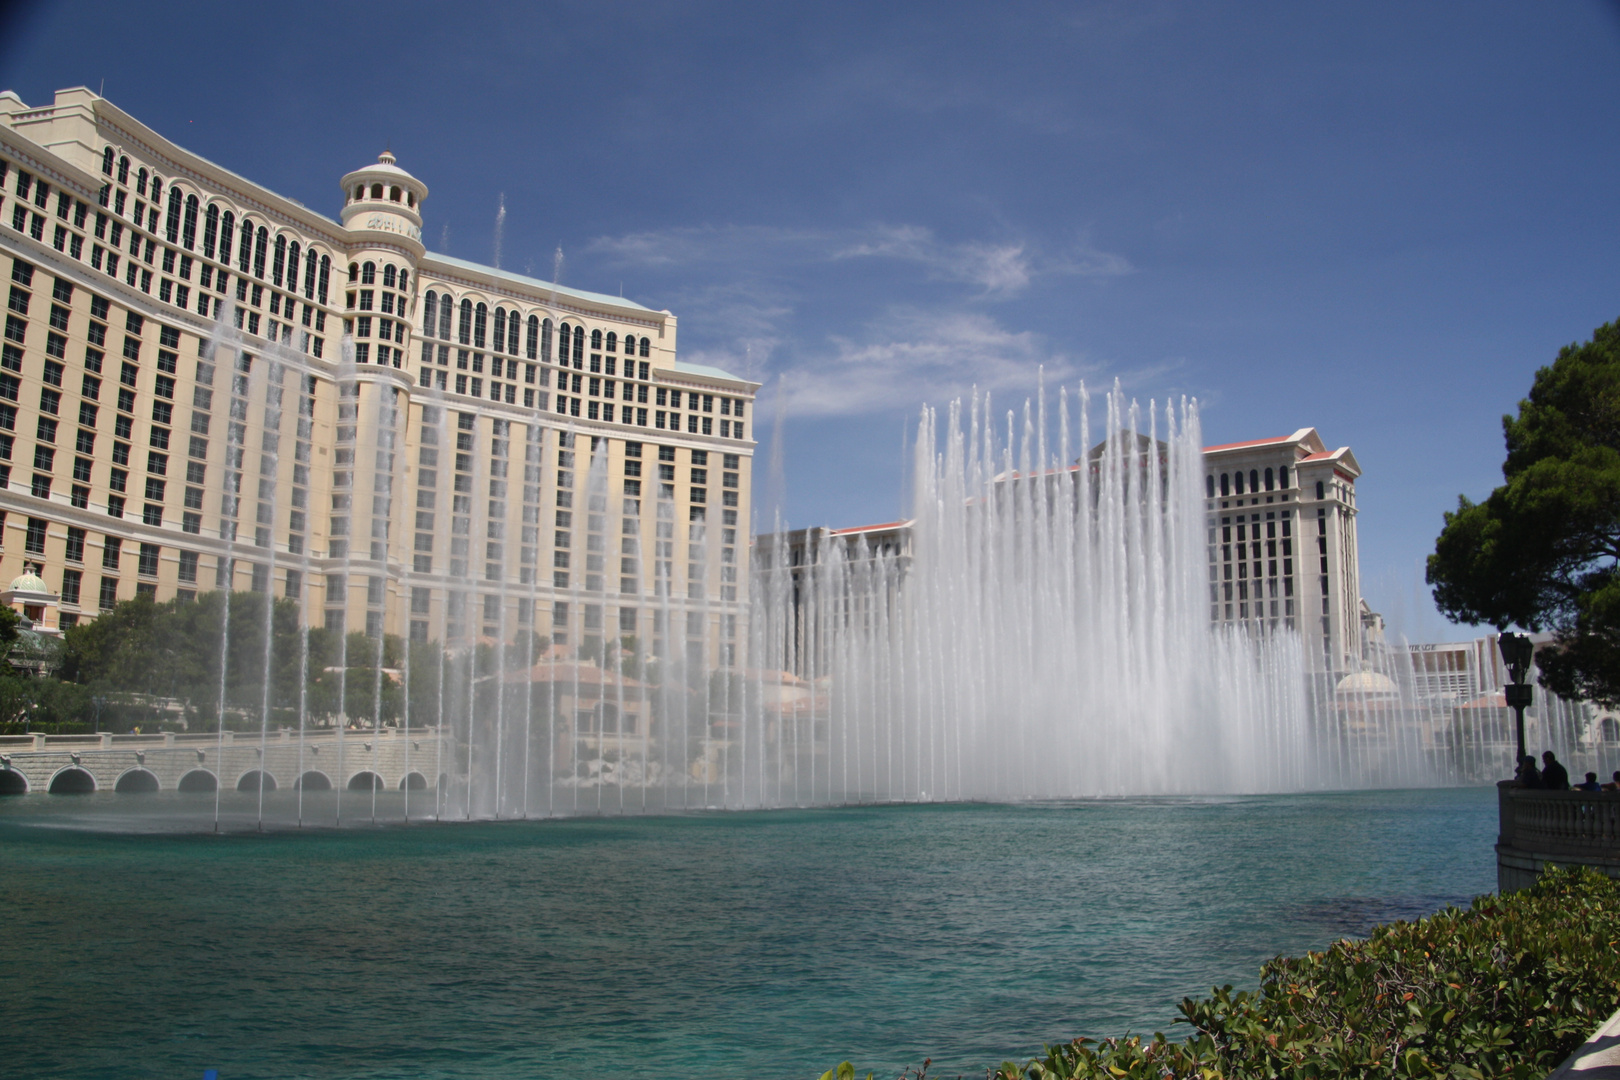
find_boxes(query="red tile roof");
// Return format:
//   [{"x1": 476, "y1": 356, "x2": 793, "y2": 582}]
[{"x1": 1202, "y1": 436, "x2": 1294, "y2": 453}]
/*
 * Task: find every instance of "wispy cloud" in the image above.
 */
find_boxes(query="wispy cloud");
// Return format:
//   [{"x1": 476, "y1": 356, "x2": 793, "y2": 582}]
[
  {"x1": 585, "y1": 223, "x2": 1128, "y2": 299},
  {"x1": 831, "y1": 225, "x2": 1033, "y2": 296},
  {"x1": 583, "y1": 223, "x2": 1137, "y2": 415},
  {"x1": 688, "y1": 308, "x2": 1082, "y2": 417}
]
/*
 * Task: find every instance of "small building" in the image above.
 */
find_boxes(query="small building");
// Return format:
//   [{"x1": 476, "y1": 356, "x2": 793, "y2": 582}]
[{"x1": 0, "y1": 563, "x2": 59, "y2": 636}]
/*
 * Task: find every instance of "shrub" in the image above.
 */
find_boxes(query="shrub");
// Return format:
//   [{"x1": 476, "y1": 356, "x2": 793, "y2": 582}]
[{"x1": 825, "y1": 866, "x2": 1620, "y2": 1080}]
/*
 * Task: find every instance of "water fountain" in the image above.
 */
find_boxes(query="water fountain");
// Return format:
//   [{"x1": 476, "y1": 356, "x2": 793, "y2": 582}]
[{"x1": 7, "y1": 292, "x2": 1536, "y2": 822}]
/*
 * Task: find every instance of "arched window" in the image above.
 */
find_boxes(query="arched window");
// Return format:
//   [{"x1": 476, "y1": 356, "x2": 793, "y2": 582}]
[
  {"x1": 407, "y1": 191, "x2": 415, "y2": 208},
  {"x1": 287, "y1": 242, "x2": 301, "y2": 291},
  {"x1": 1248, "y1": 469, "x2": 1259, "y2": 494},
  {"x1": 218, "y1": 211, "x2": 234, "y2": 263},
  {"x1": 151, "y1": 177, "x2": 162, "y2": 205},
  {"x1": 370, "y1": 183, "x2": 383, "y2": 199},
  {"x1": 557, "y1": 322, "x2": 570, "y2": 362},
  {"x1": 354, "y1": 185, "x2": 364, "y2": 201},
  {"x1": 458, "y1": 299, "x2": 473, "y2": 345},
  {"x1": 542, "y1": 318, "x2": 554, "y2": 361},
  {"x1": 526, "y1": 315, "x2": 539, "y2": 359},
  {"x1": 638, "y1": 337, "x2": 649, "y2": 358},
  {"x1": 272, "y1": 235, "x2": 287, "y2": 286},
  {"x1": 1316, "y1": 480, "x2": 1325, "y2": 500},
  {"x1": 606, "y1": 332, "x2": 617, "y2": 352},
  {"x1": 1233, "y1": 471, "x2": 1244, "y2": 495},
  {"x1": 117, "y1": 156, "x2": 129, "y2": 184},
  {"x1": 237, "y1": 221, "x2": 253, "y2": 272},
  {"x1": 390, "y1": 186, "x2": 401, "y2": 202},
  {"x1": 361, "y1": 262, "x2": 376, "y2": 285},
  {"x1": 383, "y1": 265, "x2": 396, "y2": 289},
  {"x1": 507, "y1": 311, "x2": 520, "y2": 354},
  {"x1": 203, "y1": 205, "x2": 219, "y2": 258},
  {"x1": 591, "y1": 328, "x2": 603, "y2": 350},
  {"x1": 136, "y1": 167, "x2": 148, "y2": 197},
  {"x1": 165, "y1": 188, "x2": 182, "y2": 243},
  {"x1": 573, "y1": 325, "x2": 585, "y2": 365},
  {"x1": 492, "y1": 308, "x2": 507, "y2": 353},
  {"x1": 398, "y1": 271, "x2": 408, "y2": 292},
  {"x1": 1264, "y1": 467, "x2": 1274, "y2": 491},
  {"x1": 348, "y1": 262, "x2": 359, "y2": 282},
  {"x1": 423, "y1": 291, "x2": 438, "y2": 336},
  {"x1": 1220, "y1": 473, "x2": 1230, "y2": 497},
  {"x1": 474, "y1": 303, "x2": 488, "y2": 348},
  {"x1": 304, "y1": 249, "x2": 318, "y2": 299},
  {"x1": 438, "y1": 294, "x2": 452, "y2": 339},
  {"x1": 253, "y1": 227, "x2": 268, "y2": 279},
  {"x1": 183, "y1": 194, "x2": 199, "y2": 250},
  {"x1": 1278, "y1": 465, "x2": 1289, "y2": 489},
  {"x1": 101, "y1": 146, "x2": 114, "y2": 176},
  {"x1": 1206, "y1": 475, "x2": 1215, "y2": 498},
  {"x1": 318, "y1": 255, "x2": 331, "y2": 305}
]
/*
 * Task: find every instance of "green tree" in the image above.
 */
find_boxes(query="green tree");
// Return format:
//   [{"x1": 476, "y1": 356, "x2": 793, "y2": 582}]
[{"x1": 1427, "y1": 319, "x2": 1620, "y2": 704}]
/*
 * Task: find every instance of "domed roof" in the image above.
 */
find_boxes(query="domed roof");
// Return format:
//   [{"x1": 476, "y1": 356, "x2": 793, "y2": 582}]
[
  {"x1": 7, "y1": 567, "x2": 49, "y2": 594},
  {"x1": 341, "y1": 150, "x2": 426, "y2": 189},
  {"x1": 1335, "y1": 669, "x2": 1399, "y2": 696}
]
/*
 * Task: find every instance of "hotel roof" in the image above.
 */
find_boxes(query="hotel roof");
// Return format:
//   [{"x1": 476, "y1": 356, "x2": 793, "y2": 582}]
[{"x1": 423, "y1": 253, "x2": 661, "y2": 314}]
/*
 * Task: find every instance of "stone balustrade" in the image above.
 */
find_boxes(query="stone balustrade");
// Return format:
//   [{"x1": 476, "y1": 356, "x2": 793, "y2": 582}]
[
  {"x1": 0, "y1": 727, "x2": 456, "y2": 796},
  {"x1": 1496, "y1": 781, "x2": 1620, "y2": 892}
]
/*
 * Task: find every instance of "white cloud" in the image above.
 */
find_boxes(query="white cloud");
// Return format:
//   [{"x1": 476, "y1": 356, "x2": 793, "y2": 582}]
[
  {"x1": 581, "y1": 223, "x2": 1139, "y2": 415},
  {"x1": 832, "y1": 225, "x2": 1033, "y2": 296},
  {"x1": 770, "y1": 308, "x2": 1085, "y2": 417},
  {"x1": 585, "y1": 222, "x2": 1128, "y2": 299}
]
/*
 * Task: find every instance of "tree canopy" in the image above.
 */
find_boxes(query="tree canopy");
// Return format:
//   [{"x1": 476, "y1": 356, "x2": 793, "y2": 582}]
[{"x1": 1427, "y1": 318, "x2": 1620, "y2": 704}]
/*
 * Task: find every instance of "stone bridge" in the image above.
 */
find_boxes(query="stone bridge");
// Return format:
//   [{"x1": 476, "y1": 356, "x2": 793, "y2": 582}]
[{"x1": 0, "y1": 728, "x2": 456, "y2": 796}]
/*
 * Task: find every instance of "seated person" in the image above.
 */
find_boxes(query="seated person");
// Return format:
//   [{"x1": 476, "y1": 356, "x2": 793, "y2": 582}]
[
  {"x1": 1603, "y1": 771, "x2": 1620, "y2": 792},
  {"x1": 1577, "y1": 771, "x2": 1603, "y2": 792}
]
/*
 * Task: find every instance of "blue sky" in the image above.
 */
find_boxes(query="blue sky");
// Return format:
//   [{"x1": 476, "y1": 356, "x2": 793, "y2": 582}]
[{"x1": 4, "y1": 1, "x2": 1618, "y2": 641}]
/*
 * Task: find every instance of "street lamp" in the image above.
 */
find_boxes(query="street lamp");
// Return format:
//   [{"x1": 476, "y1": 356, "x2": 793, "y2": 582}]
[{"x1": 1499, "y1": 631, "x2": 1535, "y2": 767}]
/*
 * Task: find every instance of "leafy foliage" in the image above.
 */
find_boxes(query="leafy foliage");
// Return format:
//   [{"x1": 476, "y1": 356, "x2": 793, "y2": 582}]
[
  {"x1": 1427, "y1": 319, "x2": 1620, "y2": 703},
  {"x1": 825, "y1": 867, "x2": 1620, "y2": 1080}
]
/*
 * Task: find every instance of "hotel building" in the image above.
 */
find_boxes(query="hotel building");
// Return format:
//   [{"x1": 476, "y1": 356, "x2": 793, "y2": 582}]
[
  {"x1": 1201, "y1": 428, "x2": 1362, "y2": 674},
  {"x1": 0, "y1": 87, "x2": 757, "y2": 661},
  {"x1": 765, "y1": 427, "x2": 1368, "y2": 679}
]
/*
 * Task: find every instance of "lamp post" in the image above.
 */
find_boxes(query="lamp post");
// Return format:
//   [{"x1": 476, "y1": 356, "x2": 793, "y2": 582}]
[{"x1": 1499, "y1": 631, "x2": 1534, "y2": 768}]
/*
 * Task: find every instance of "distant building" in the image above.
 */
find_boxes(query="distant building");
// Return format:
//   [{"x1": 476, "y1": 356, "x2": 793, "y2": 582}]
[
  {"x1": 758, "y1": 427, "x2": 1369, "y2": 680},
  {"x1": 1202, "y1": 428, "x2": 1362, "y2": 674}
]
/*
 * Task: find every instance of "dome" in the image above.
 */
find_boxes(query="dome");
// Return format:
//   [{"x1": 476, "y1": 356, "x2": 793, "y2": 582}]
[
  {"x1": 1334, "y1": 669, "x2": 1399, "y2": 697},
  {"x1": 340, "y1": 151, "x2": 428, "y2": 204},
  {"x1": 6, "y1": 568, "x2": 49, "y2": 594}
]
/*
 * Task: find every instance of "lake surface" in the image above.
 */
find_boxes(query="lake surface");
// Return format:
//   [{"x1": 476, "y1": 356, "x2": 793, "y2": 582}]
[{"x1": 0, "y1": 787, "x2": 1496, "y2": 1079}]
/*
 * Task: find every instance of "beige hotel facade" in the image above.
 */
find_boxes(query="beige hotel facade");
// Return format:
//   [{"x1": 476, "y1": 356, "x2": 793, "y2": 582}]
[{"x1": 0, "y1": 87, "x2": 757, "y2": 660}]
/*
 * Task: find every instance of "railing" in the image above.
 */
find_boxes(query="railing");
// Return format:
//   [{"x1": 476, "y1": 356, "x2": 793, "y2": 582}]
[{"x1": 1498, "y1": 781, "x2": 1620, "y2": 858}]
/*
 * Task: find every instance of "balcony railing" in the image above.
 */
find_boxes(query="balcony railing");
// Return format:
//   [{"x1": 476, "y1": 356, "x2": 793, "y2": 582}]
[{"x1": 1498, "y1": 781, "x2": 1620, "y2": 859}]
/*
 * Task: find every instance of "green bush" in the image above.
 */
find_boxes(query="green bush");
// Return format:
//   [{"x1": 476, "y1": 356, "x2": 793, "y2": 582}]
[{"x1": 824, "y1": 866, "x2": 1620, "y2": 1080}]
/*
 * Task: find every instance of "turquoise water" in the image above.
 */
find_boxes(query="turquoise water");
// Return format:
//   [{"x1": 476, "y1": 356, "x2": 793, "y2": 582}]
[{"x1": 0, "y1": 788, "x2": 1495, "y2": 1079}]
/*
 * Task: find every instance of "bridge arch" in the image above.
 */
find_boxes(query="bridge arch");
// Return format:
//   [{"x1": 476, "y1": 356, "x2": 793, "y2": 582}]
[
  {"x1": 176, "y1": 769, "x2": 218, "y2": 793},
  {"x1": 0, "y1": 769, "x2": 29, "y2": 795},
  {"x1": 236, "y1": 770, "x2": 277, "y2": 792},
  {"x1": 347, "y1": 770, "x2": 384, "y2": 791},
  {"x1": 294, "y1": 770, "x2": 332, "y2": 791},
  {"x1": 399, "y1": 771, "x2": 428, "y2": 791},
  {"x1": 114, "y1": 768, "x2": 161, "y2": 793},
  {"x1": 48, "y1": 766, "x2": 97, "y2": 794}
]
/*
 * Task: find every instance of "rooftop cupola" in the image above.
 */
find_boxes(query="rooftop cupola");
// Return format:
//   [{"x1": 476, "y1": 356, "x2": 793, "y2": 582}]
[{"x1": 340, "y1": 151, "x2": 427, "y2": 256}]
